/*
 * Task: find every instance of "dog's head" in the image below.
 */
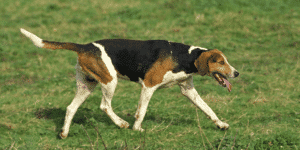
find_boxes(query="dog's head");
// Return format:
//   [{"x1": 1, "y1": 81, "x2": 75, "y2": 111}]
[{"x1": 194, "y1": 49, "x2": 239, "y2": 92}]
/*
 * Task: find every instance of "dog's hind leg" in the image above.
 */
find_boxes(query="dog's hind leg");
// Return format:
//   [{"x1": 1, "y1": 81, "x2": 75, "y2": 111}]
[
  {"x1": 99, "y1": 78, "x2": 130, "y2": 129},
  {"x1": 60, "y1": 63, "x2": 98, "y2": 139}
]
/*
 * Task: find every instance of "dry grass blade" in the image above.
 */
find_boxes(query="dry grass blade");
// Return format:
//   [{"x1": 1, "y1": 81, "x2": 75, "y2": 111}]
[
  {"x1": 84, "y1": 115, "x2": 107, "y2": 150},
  {"x1": 195, "y1": 108, "x2": 206, "y2": 149},
  {"x1": 143, "y1": 127, "x2": 146, "y2": 150},
  {"x1": 196, "y1": 108, "x2": 214, "y2": 150},
  {"x1": 231, "y1": 129, "x2": 238, "y2": 150},
  {"x1": 81, "y1": 124, "x2": 93, "y2": 150},
  {"x1": 139, "y1": 126, "x2": 147, "y2": 150},
  {"x1": 9, "y1": 141, "x2": 15, "y2": 150},
  {"x1": 157, "y1": 120, "x2": 173, "y2": 132},
  {"x1": 139, "y1": 128, "x2": 142, "y2": 150},
  {"x1": 246, "y1": 142, "x2": 251, "y2": 150},
  {"x1": 125, "y1": 139, "x2": 128, "y2": 150},
  {"x1": 218, "y1": 130, "x2": 227, "y2": 150}
]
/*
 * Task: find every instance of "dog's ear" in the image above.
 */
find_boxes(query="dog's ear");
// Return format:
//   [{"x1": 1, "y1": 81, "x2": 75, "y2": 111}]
[{"x1": 194, "y1": 50, "x2": 218, "y2": 76}]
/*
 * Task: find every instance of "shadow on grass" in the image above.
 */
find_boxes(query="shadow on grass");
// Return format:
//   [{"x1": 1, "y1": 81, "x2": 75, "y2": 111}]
[
  {"x1": 33, "y1": 107, "x2": 215, "y2": 138},
  {"x1": 34, "y1": 107, "x2": 118, "y2": 133}
]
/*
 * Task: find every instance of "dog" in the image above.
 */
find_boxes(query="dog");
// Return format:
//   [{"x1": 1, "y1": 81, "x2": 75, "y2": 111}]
[{"x1": 20, "y1": 28, "x2": 239, "y2": 139}]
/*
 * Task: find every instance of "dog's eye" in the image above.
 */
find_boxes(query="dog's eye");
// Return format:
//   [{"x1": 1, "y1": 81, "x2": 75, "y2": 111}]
[{"x1": 219, "y1": 61, "x2": 225, "y2": 65}]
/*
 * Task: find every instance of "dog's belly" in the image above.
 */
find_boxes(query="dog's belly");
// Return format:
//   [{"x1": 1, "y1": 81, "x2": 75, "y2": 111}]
[
  {"x1": 117, "y1": 70, "x2": 192, "y2": 88},
  {"x1": 117, "y1": 74, "x2": 131, "y2": 81},
  {"x1": 159, "y1": 71, "x2": 192, "y2": 88}
]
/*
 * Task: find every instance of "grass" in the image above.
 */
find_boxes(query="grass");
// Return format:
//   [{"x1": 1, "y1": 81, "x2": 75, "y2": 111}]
[{"x1": 1, "y1": 0, "x2": 300, "y2": 149}]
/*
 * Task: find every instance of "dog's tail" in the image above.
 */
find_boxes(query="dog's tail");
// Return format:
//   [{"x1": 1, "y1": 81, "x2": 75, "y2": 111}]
[{"x1": 20, "y1": 28, "x2": 83, "y2": 52}]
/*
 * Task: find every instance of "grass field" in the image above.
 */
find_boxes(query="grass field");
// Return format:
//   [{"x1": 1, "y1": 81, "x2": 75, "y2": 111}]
[{"x1": 1, "y1": 0, "x2": 300, "y2": 149}]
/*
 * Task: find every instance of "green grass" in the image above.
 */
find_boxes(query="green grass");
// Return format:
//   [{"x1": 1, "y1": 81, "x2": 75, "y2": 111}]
[{"x1": 1, "y1": 0, "x2": 300, "y2": 149}]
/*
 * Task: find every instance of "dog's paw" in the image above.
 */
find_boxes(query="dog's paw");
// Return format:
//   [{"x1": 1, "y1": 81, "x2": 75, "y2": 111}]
[
  {"x1": 119, "y1": 120, "x2": 130, "y2": 128},
  {"x1": 59, "y1": 131, "x2": 68, "y2": 139},
  {"x1": 215, "y1": 120, "x2": 229, "y2": 130},
  {"x1": 132, "y1": 126, "x2": 145, "y2": 132}
]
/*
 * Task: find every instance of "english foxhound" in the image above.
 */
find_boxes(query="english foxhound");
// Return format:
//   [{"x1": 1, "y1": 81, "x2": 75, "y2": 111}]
[{"x1": 20, "y1": 28, "x2": 239, "y2": 139}]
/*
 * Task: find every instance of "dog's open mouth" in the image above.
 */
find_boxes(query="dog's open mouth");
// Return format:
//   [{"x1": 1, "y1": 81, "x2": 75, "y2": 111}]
[{"x1": 212, "y1": 73, "x2": 232, "y2": 92}]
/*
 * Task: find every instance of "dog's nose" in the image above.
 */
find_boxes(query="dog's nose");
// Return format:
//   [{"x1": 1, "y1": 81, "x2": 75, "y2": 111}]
[{"x1": 234, "y1": 71, "x2": 239, "y2": 77}]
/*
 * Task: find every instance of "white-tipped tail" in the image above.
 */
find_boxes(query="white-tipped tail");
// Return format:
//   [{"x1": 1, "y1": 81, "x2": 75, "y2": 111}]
[{"x1": 20, "y1": 28, "x2": 44, "y2": 48}]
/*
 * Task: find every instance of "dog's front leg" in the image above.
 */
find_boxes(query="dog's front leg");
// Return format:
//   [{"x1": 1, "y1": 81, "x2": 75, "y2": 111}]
[
  {"x1": 179, "y1": 77, "x2": 229, "y2": 129},
  {"x1": 132, "y1": 86, "x2": 156, "y2": 132}
]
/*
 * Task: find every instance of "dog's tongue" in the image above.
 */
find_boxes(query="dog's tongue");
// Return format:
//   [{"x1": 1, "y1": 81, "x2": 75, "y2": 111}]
[{"x1": 223, "y1": 78, "x2": 232, "y2": 92}]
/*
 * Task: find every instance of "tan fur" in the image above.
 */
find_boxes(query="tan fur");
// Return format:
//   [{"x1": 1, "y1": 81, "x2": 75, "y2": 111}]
[
  {"x1": 143, "y1": 56, "x2": 175, "y2": 87},
  {"x1": 208, "y1": 52, "x2": 232, "y2": 76},
  {"x1": 42, "y1": 41, "x2": 80, "y2": 51},
  {"x1": 194, "y1": 49, "x2": 232, "y2": 76},
  {"x1": 77, "y1": 52, "x2": 113, "y2": 84}
]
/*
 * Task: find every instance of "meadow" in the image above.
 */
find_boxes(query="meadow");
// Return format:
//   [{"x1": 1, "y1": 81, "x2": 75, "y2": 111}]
[{"x1": 1, "y1": 0, "x2": 300, "y2": 149}]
